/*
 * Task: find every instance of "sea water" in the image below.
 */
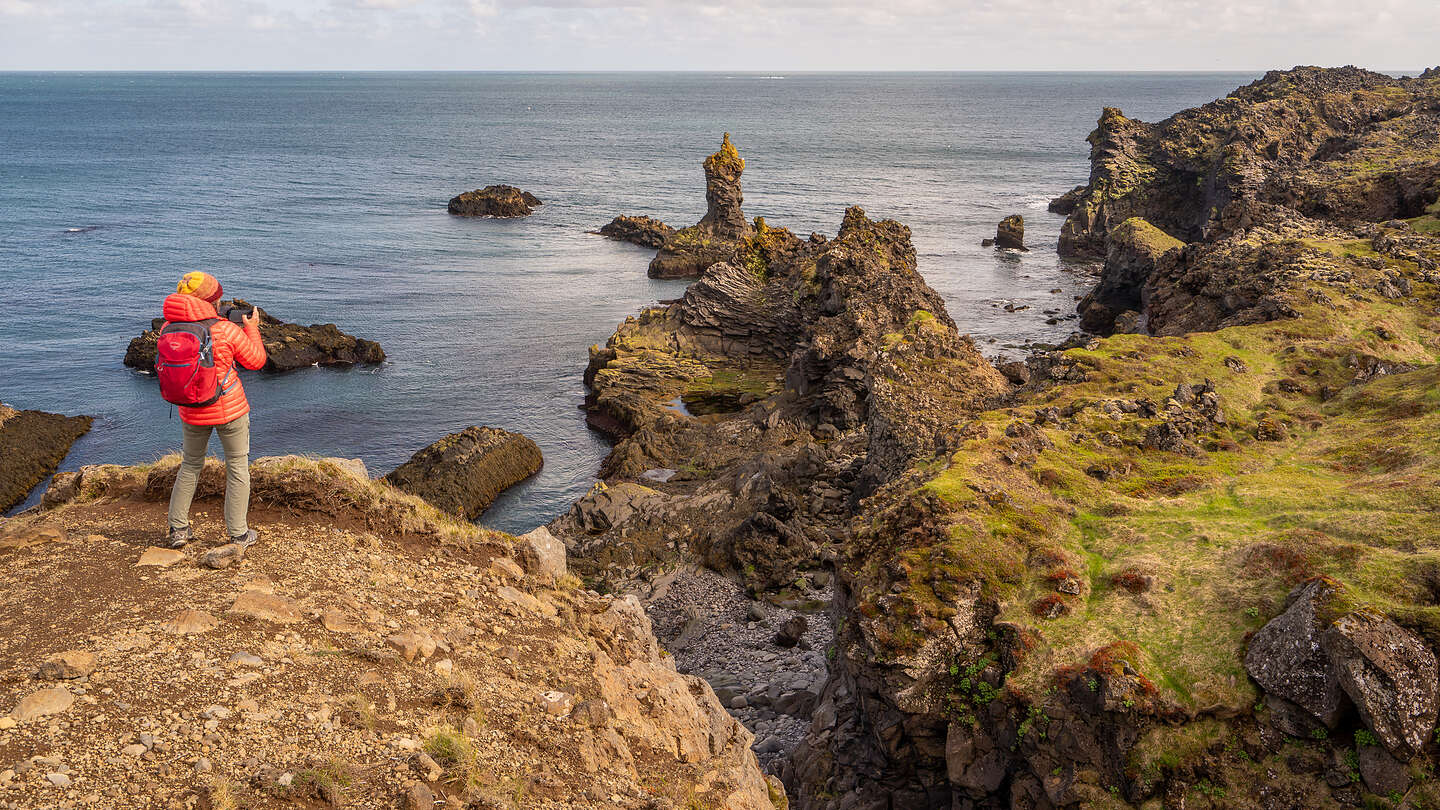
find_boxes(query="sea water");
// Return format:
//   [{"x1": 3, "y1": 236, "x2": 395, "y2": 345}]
[{"x1": 0, "y1": 71, "x2": 1253, "y2": 531}]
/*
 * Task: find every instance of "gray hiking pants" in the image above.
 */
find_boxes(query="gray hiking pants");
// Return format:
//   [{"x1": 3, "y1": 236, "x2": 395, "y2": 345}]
[{"x1": 167, "y1": 414, "x2": 250, "y2": 538}]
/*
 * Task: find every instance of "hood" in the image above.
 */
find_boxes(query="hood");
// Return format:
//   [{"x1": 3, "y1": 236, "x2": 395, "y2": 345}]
[{"x1": 163, "y1": 293, "x2": 220, "y2": 323}]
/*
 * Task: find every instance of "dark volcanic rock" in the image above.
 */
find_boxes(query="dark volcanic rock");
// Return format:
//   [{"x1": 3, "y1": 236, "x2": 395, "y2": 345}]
[
  {"x1": 0, "y1": 403, "x2": 93, "y2": 513},
  {"x1": 124, "y1": 300, "x2": 385, "y2": 374},
  {"x1": 1244, "y1": 578, "x2": 1348, "y2": 729},
  {"x1": 1077, "y1": 217, "x2": 1184, "y2": 334},
  {"x1": 1048, "y1": 185, "x2": 1087, "y2": 215},
  {"x1": 1324, "y1": 608, "x2": 1438, "y2": 759},
  {"x1": 597, "y1": 215, "x2": 676, "y2": 249},
  {"x1": 648, "y1": 133, "x2": 754, "y2": 279},
  {"x1": 994, "y1": 214, "x2": 1027, "y2": 251},
  {"x1": 1058, "y1": 66, "x2": 1440, "y2": 260},
  {"x1": 447, "y1": 185, "x2": 541, "y2": 218},
  {"x1": 384, "y1": 426, "x2": 542, "y2": 521}
]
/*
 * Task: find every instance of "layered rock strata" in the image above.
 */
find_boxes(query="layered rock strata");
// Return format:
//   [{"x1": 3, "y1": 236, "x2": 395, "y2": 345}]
[{"x1": 384, "y1": 426, "x2": 543, "y2": 520}]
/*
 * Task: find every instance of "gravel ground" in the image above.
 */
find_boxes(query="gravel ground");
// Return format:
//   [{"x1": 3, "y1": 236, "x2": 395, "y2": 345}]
[{"x1": 646, "y1": 567, "x2": 831, "y2": 773}]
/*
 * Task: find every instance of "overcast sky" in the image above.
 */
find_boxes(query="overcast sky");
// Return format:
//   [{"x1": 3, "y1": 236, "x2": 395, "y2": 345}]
[{"x1": 0, "y1": 0, "x2": 1435, "y2": 72}]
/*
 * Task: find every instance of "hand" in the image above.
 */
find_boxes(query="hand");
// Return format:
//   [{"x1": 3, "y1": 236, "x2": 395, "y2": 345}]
[{"x1": 241, "y1": 308, "x2": 260, "y2": 330}]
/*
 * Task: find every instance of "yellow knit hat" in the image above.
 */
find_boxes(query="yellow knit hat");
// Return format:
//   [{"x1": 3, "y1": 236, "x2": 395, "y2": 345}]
[{"x1": 177, "y1": 272, "x2": 223, "y2": 303}]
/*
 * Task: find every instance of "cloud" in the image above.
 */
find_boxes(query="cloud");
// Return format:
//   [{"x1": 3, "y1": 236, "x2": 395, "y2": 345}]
[{"x1": 0, "y1": 0, "x2": 1435, "y2": 70}]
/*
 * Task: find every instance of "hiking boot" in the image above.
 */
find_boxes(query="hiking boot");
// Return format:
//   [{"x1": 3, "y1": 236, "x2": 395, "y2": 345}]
[
  {"x1": 165, "y1": 526, "x2": 194, "y2": 549},
  {"x1": 229, "y1": 528, "x2": 258, "y2": 547}
]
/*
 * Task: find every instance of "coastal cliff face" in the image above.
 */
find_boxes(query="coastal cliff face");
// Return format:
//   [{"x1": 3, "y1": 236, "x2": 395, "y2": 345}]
[
  {"x1": 1058, "y1": 66, "x2": 1440, "y2": 261},
  {"x1": 0, "y1": 457, "x2": 783, "y2": 809},
  {"x1": 785, "y1": 67, "x2": 1440, "y2": 810}
]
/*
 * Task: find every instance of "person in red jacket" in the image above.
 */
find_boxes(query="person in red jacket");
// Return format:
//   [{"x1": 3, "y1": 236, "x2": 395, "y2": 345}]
[{"x1": 163, "y1": 271, "x2": 268, "y2": 548}]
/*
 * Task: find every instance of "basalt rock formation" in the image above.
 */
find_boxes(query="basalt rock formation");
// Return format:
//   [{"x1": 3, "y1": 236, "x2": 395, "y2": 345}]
[
  {"x1": 784, "y1": 67, "x2": 1440, "y2": 810},
  {"x1": 124, "y1": 300, "x2": 386, "y2": 374},
  {"x1": 993, "y1": 215, "x2": 1026, "y2": 251},
  {"x1": 648, "y1": 134, "x2": 756, "y2": 279},
  {"x1": 1058, "y1": 66, "x2": 1440, "y2": 261},
  {"x1": 1047, "y1": 186, "x2": 1086, "y2": 215},
  {"x1": 597, "y1": 215, "x2": 677, "y2": 249},
  {"x1": 384, "y1": 426, "x2": 543, "y2": 521},
  {"x1": 2, "y1": 456, "x2": 783, "y2": 808},
  {"x1": 554, "y1": 204, "x2": 1007, "y2": 595},
  {"x1": 447, "y1": 185, "x2": 542, "y2": 218},
  {"x1": 0, "y1": 402, "x2": 92, "y2": 513}
]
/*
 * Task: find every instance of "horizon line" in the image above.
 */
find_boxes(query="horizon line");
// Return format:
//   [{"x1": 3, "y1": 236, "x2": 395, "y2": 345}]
[{"x1": 0, "y1": 67, "x2": 1429, "y2": 75}]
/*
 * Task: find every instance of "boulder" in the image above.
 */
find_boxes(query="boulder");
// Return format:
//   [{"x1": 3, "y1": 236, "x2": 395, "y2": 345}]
[
  {"x1": 993, "y1": 214, "x2": 1026, "y2": 251},
  {"x1": 1243, "y1": 578, "x2": 1347, "y2": 728},
  {"x1": 8, "y1": 687, "x2": 74, "y2": 723},
  {"x1": 123, "y1": 300, "x2": 385, "y2": 374},
  {"x1": 384, "y1": 426, "x2": 543, "y2": 521},
  {"x1": 447, "y1": 184, "x2": 541, "y2": 218},
  {"x1": 566, "y1": 481, "x2": 664, "y2": 534},
  {"x1": 648, "y1": 133, "x2": 753, "y2": 279},
  {"x1": 773, "y1": 615, "x2": 807, "y2": 648},
  {"x1": 38, "y1": 651, "x2": 97, "y2": 681},
  {"x1": 597, "y1": 215, "x2": 676, "y2": 249},
  {"x1": 1324, "y1": 609, "x2": 1438, "y2": 759},
  {"x1": 514, "y1": 526, "x2": 567, "y2": 582},
  {"x1": 0, "y1": 402, "x2": 92, "y2": 513}
]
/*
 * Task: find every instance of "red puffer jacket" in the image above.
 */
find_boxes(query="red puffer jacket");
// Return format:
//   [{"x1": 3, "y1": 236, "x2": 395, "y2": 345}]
[{"x1": 160, "y1": 294, "x2": 268, "y2": 426}]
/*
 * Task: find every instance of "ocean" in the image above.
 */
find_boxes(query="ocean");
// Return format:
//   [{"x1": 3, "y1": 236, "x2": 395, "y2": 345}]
[{"x1": 0, "y1": 71, "x2": 1256, "y2": 532}]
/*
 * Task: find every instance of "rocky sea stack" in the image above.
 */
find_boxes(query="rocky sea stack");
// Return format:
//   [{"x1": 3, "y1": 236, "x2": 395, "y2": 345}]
[
  {"x1": 446, "y1": 184, "x2": 542, "y2": 218},
  {"x1": 647, "y1": 133, "x2": 755, "y2": 279},
  {"x1": 124, "y1": 300, "x2": 385, "y2": 374},
  {"x1": 384, "y1": 426, "x2": 543, "y2": 520},
  {"x1": 0, "y1": 402, "x2": 92, "y2": 513}
]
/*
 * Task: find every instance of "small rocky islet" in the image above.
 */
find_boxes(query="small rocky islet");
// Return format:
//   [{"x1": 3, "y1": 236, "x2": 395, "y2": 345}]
[
  {"x1": 3, "y1": 64, "x2": 1440, "y2": 810},
  {"x1": 123, "y1": 299, "x2": 385, "y2": 374},
  {"x1": 447, "y1": 185, "x2": 542, "y2": 218}
]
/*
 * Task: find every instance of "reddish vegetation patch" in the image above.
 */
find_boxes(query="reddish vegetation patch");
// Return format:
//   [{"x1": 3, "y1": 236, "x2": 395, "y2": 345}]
[
  {"x1": 1110, "y1": 566, "x2": 1153, "y2": 594},
  {"x1": 1088, "y1": 641, "x2": 1159, "y2": 697},
  {"x1": 1240, "y1": 542, "x2": 1314, "y2": 585},
  {"x1": 1030, "y1": 594, "x2": 1069, "y2": 619},
  {"x1": 1045, "y1": 567, "x2": 1080, "y2": 585}
]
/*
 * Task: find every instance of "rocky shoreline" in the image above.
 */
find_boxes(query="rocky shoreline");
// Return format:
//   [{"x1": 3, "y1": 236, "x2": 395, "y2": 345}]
[
  {"x1": 0, "y1": 403, "x2": 92, "y2": 514},
  {"x1": 4, "y1": 64, "x2": 1440, "y2": 810}
]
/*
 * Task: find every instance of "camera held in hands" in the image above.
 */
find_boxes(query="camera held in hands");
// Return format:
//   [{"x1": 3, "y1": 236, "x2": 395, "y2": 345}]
[{"x1": 216, "y1": 301, "x2": 256, "y2": 326}]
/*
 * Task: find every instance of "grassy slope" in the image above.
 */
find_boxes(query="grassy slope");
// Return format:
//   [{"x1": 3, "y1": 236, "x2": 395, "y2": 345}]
[{"x1": 858, "y1": 234, "x2": 1440, "y2": 717}]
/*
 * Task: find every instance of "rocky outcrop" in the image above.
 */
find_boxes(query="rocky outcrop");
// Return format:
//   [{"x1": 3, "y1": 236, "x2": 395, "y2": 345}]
[
  {"x1": 124, "y1": 300, "x2": 385, "y2": 374},
  {"x1": 563, "y1": 202, "x2": 1007, "y2": 594},
  {"x1": 0, "y1": 403, "x2": 92, "y2": 513},
  {"x1": 597, "y1": 215, "x2": 676, "y2": 248},
  {"x1": 2, "y1": 456, "x2": 782, "y2": 808},
  {"x1": 1077, "y1": 217, "x2": 1184, "y2": 334},
  {"x1": 1048, "y1": 185, "x2": 1086, "y2": 215},
  {"x1": 384, "y1": 426, "x2": 543, "y2": 521},
  {"x1": 648, "y1": 134, "x2": 755, "y2": 279},
  {"x1": 788, "y1": 68, "x2": 1440, "y2": 810},
  {"x1": 1058, "y1": 66, "x2": 1440, "y2": 260},
  {"x1": 992, "y1": 214, "x2": 1026, "y2": 250},
  {"x1": 446, "y1": 184, "x2": 541, "y2": 217}
]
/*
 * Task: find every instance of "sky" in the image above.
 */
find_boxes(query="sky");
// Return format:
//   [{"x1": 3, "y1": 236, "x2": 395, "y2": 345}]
[{"x1": 0, "y1": 0, "x2": 1435, "y2": 72}]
